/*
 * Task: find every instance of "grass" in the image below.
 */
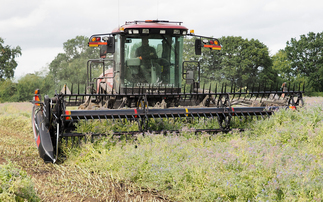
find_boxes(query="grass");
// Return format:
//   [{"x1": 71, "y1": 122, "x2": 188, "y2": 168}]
[
  {"x1": 74, "y1": 111, "x2": 248, "y2": 134},
  {"x1": 65, "y1": 97, "x2": 323, "y2": 201},
  {"x1": 0, "y1": 161, "x2": 40, "y2": 201},
  {"x1": 0, "y1": 97, "x2": 323, "y2": 201},
  {"x1": 0, "y1": 103, "x2": 39, "y2": 201},
  {"x1": 0, "y1": 102, "x2": 169, "y2": 201}
]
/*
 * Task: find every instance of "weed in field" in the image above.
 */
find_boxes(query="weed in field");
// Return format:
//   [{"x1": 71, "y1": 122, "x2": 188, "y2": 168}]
[
  {"x1": 74, "y1": 113, "x2": 258, "y2": 135},
  {"x1": 1, "y1": 98, "x2": 323, "y2": 201},
  {"x1": 0, "y1": 161, "x2": 40, "y2": 201},
  {"x1": 0, "y1": 102, "x2": 168, "y2": 201},
  {"x1": 64, "y1": 98, "x2": 323, "y2": 201}
]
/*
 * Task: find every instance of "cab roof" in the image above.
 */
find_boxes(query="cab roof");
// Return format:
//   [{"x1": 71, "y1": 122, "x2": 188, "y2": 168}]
[{"x1": 112, "y1": 20, "x2": 188, "y2": 34}]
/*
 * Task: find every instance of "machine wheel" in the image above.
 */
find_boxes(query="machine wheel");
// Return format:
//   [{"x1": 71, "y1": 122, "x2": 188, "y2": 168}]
[{"x1": 32, "y1": 104, "x2": 55, "y2": 163}]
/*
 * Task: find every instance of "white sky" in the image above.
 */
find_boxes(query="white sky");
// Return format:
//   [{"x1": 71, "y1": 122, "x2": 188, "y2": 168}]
[{"x1": 1, "y1": 0, "x2": 323, "y2": 79}]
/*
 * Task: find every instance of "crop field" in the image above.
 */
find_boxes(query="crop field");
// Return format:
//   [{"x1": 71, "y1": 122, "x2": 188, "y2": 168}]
[{"x1": 0, "y1": 97, "x2": 323, "y2": 201}]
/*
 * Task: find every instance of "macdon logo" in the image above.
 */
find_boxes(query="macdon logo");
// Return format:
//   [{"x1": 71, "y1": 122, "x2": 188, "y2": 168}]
[
  {"x1": 136, "y1": 83, "x2": 175, "y2": 87},
  {"x1": 146, "y1": 90, "x2": 166, "y2": 93}
]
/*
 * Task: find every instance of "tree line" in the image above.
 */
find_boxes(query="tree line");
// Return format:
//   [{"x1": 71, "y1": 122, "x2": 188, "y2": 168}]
[{"x1": 0, "y1": 32, "x2": 322, "y2": 102}]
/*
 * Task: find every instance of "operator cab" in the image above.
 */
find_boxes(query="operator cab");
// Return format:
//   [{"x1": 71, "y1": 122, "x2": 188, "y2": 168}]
[
  {"x1": 90, "y1": 20, "x2": 187, "y2": 94},
  {"x1": 118, "y1": 20, "x2": 187, "y2": 93},
  {"x1": 124, "y1": 33, "x2": 183, "y2": 88},
  {"x1": 87, "y1": 20, "x2": 221, "y2": 108}
]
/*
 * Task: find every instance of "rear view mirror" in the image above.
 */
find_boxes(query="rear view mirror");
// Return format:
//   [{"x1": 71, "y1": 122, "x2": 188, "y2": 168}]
[
  {"x1": 195, "y1": 39, "x2": 201, "y2": 55},
  {"x1": 106, "y1": 37, "x2": 115, "y2": 53},
  {"x1": 100, "y1": 37, "x2": 115, "y2": 58},
  {"x1": 186, "y1": 70, "x2": 194, "y2": 84}
]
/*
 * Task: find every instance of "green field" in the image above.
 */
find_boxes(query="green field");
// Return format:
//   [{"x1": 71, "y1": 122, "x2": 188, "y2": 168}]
[{"x1": 1, "y1": 97, "x2": 323, "y2": 201}]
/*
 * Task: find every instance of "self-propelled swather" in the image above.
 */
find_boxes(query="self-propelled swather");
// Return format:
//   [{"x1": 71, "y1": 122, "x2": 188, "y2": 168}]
[{"x1": 31, "y1": 20, "x2": 304, "y2": 163}]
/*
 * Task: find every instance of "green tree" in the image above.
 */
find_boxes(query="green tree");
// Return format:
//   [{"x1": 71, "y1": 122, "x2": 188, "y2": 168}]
[
  {"x1": 0, "y1": 79, "x2": 18, "y2": 102},
  {"x1": 183, "y1": 36, "x2": 276, "y2": 88},
  {"x1": 272, "y1": 49, "x2": 298, "y2": 86},
  {"x1": 0, "y1": 70, "x2": 54, "y2": 103},
  {"x1": 217, "y1": 36, "x2": 275, "y2": 88},
  {"x1": 285, "y1": 32, "x2": 323, "y2": 92},
  {"x1": 0, "y1": 37, "x2": 22, "y2": 80},
  {"x1": 272, "y1": 50, "x2": 291, "y2": 79},
  {"x1": 16, "y1": 73, "x2": 45, "y2": 101},
  {"x1": 49, "y1": 36, "x2": 99, "y2": 87}
]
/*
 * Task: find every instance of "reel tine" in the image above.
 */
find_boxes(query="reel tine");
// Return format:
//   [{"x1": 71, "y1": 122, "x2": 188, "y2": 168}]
[
  {"x1": 257, "y1": 83, "x2": 261, "y2": 100},
  {"x1": 197, "y1": 112, "x2": 201, "y2": 120},
  {"x1": 190, "y1": 112, "x2": 194, "y2": 120},
  {"x1": 202, "y1": 112, "x2": 207, "y2": 119},
  {"x1": 177, "y1": 113, "x2": 182, "y2": 121},
  {"x1": 249, "y1": 83, "x2": 254, "y2": 101},
  {"x1": 178, "y1": 83, "x2": 180, "y2": 95},
  {"x1": 209, "y1": 83, "x2": 211, "y2": 95},
  {"x1": 267, "y1": 84, "x2": 272, "y2": 100},
  {"x1": 231, "y1": 84, "x2": 236, "y2": 101},
  {"x1": 215, "y1": 83, "x2": 217, "y2": 93},
  {"x1": 221, "y1": 83, "x2": 223, "y2": 94},
  {"x1": 112, "y1": 82, "x2": 114, "y2": 95},
  {"x1": 77, "y1": 83, "x2": 80, "y2": 101},
  {"x1": 260, "y1": 112, "x2": 264, "y2": 120},
  {"x1": 244, "y1": 83, "x2": 249, "y2": 100},
  {"x1": 171, "y1": 112, "x2": 175, "y2": 119},
  {"x1": 132, "y1": 83, "x2": 134, "y2": 95},
  {"x1": 261, "y1": 82, "x2": 266, "y2": 101},
  {"x1": 189, "y1": 83, "x2": 193, "y2": 101},
  {"x1": 230, "y1": 82, "x2": 233, "y2": 94}
]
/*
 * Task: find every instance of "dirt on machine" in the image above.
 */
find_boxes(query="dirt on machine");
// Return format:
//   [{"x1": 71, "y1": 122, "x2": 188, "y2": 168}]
[{"x1": 31, "y1": 20, "x2": 304, "y2": 163}]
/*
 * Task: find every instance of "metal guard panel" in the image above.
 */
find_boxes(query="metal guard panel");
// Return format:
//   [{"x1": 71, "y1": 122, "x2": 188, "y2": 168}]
[{"x1": 62, "y1": 107, "x2": 273, "y2": 120}]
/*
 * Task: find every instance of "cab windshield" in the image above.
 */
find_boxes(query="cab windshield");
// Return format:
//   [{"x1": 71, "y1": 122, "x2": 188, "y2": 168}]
[{"x1": 123, "y1": 34, "x2": 183, "y2": 88}]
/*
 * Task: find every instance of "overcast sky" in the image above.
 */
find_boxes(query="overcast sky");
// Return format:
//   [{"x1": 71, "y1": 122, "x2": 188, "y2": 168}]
[{"x1": 1, "y1": 0, "x2": 323, "y2": 79}]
